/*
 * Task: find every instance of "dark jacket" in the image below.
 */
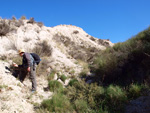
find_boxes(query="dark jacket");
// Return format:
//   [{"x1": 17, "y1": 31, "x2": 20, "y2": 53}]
[{"x1": 19, "y1": 52, "x2": 33, "y2": 68}]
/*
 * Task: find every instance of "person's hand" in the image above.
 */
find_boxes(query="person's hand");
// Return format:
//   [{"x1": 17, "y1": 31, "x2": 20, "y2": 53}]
[
  {"x1": 13, "y1": 63, "x2": 18, "y2": 67},
  {"x1": 27, "y1": 67, "x2": 30, "y2": 72}
]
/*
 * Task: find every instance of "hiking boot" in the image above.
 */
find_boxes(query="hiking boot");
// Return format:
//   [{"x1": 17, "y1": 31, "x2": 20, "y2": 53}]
[{"x1": 30, "y1": 89, "x2": 36, "y2": 93}]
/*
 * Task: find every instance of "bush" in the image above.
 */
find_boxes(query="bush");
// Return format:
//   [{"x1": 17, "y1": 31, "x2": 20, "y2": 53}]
[
  {"x1": 104, "y1": 85, "x2": 127, "y2": 112},
  {"x1": 36, "y1": 58, "x2": 49, "y2": 76},
  {"x1": 27, "y1": 17, "x2": 35, "y2": 24},
  {"x1": 47, "y1": 71, "x2": 56, "y2": 81},
  {"x1": 68, "y1": 78, "x2": 79, "y2": 86},
  {"x1": 41, "y1": 93, "x2": 72, "y2": 112},
  {"x1": 128, "y1": 84, "x2": 142, "y2": 99},
  {"x1": 48, "y1": 80, "x2": 63, "y2": 92},
  {"x1": 20, "y1": 16, "x2": 26, "y2": 20},
  {"x1": 73, "y1": 30, "x2": 79, "y2": 34},
  {"x1": 60, "y1": 74, "x2": 67, "y2": 83},
  {"x1": 37, "y1": 22, "x2": 44, "y2": 27},
  {"x1": 91, "y1": 27, "x2": 150, "y2": 85},
  {"x1": 14, "y1": 20, "x2": 24, "y2": 27},
  {"x1": 74, "y1": 99, "x2": 88, "y2": 113},
  {"x1": 65, "y1": 81, "x2": 105, "y2": 110},
  {"x1": 106, "y1": 85, "x2": 127, "y2": 101},
  {"x1": 33, "y1": 40, "x2": 53, "y2": 57},
  {"x1": 12, "y1": 16, "x2": 16, "y2": 20},
  {"x1": 0, "y1": 20, "x2": 11, "y2": 36}
]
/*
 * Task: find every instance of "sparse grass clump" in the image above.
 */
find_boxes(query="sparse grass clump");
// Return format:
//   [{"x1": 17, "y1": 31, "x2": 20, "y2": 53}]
[
  {"x1": 36, "y1": 57, "x2": 49, "y2": 76},
  {"x1": 60, "y1": 74, "x2": 67, "y2": 83},
  {"x1": 33, "y1": 40, "x2": 53, "y2": 57},
  {"x1": 0, "y1": 85, "x2": 8, "y2": 89},
  {"x1": 68, "y1": 78, "x2": 79, "y2": 86},
  {"x1": 128, "y1": 84, "x2": 142, "y2": 99},
  {"x1": 47, "y1": 71, "x2": 56, "y2": 81},
  {"x1": 48, "y1": 80, "x2": 63, "y2": 92},
  {"x1": 41, "y1": 93, "x2": 72, "y2": 112}
]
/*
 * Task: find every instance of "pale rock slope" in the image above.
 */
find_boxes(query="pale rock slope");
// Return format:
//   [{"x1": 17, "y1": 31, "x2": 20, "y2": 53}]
[{"x1": 0, "y1": 19, "x2": 113, "y2": 76}]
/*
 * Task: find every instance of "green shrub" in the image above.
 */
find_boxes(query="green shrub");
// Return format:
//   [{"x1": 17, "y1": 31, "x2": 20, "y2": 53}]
[
  {"x1": 91, "y1": 27, "x2": 150, "y2": 85},
  {"x1": 60, "y1": 74, "x2": 67, "y2": 83},
  {"x1": 106, "y1": 85, "x2": 127, "y2": 100},
  {"x1": 68, "y1": 78, "x2": 79, "y2": 86},
  {"x1": 41, "y1": 93, "x2": 72, "y2": 112},
  {"x1": 79, "y1": 71, "x2": 87, "y2": 78},
  {"x1": 128, "y1": 84, "x2": 142, "y2": 99},
  {"x1": 65, "y1": 81, "x2": 105, "y2": 110},
  {"x1": 47, "y1": 71, "x2": 56, "y2": 81},
  {"x1": 105, "y1": 85, "x2": 127, "y2": 112},
  {"x1": 48, "y1": 80, "x2": 63, "y2": 92},
  {"x1": 74, "y1": 99, "x2": 88, "y2": 113}
]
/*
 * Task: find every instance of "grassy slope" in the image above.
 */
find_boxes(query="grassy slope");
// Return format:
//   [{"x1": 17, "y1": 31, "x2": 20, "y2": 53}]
[
  {"x1": 39, "y1": 27, "x2": 150, "y2": 113},
  {"x1": 92, "y1": 27, "x2": 150, "y2": 86}
]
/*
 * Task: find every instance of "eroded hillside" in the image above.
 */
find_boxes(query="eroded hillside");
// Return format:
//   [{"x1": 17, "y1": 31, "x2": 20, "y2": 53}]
[{"x1": 0, "y1": 18, "x2": 113, "y2": 77}]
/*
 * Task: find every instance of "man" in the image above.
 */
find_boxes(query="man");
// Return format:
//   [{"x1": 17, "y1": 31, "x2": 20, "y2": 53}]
[{"x1": 13, "y1": 49, "x2": 37, "y2": 92}]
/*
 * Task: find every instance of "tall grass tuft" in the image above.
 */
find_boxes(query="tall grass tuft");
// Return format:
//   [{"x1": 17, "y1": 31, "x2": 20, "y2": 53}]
[
  {"x1": 41, "y1": 93, "x2": 72, "y2": 112},
  {"x1": 60, "y1": 74, "x2": 67, "y2": 83},
  {"x1": 128, "y1": 84, "x2": 142, "y2": 99},
  {"x1": 48, "y1": 80, "x2": 63, "y2": 92},
  {"x1": 47, "y1": 70, "x2": 56, "y2": 81},
  {"x1": 68, "y1": 78, "x2": 79, "y2": 86},
  {"x1": 74, "y1": 99, "x2": 88, "y2": 113},
  {"x1": 104, "y1": 85, "x2": 127, "y2": 112}
]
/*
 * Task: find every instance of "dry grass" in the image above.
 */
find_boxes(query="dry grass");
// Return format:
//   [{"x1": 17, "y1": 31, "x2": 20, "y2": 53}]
[
  {"x1": 0, "y1": 20, "x2": 11, "y2": 36},
  {"x1": 33, "y1": 40, "x2": 53, "y2": 57}
]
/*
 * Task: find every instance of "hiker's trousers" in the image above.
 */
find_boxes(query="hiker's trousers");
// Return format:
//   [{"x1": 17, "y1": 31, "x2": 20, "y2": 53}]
[{"x1": 19, "y1": 66, "x2": 37, "y2": 91}]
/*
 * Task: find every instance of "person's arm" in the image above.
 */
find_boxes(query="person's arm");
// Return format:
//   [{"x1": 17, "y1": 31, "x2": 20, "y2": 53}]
[
  {"x1": 13, "y1": 62, "x2": 18, "y2": 67},
  {"x1": 24, "y1": 53, "x2": 31, "y2": 72}
]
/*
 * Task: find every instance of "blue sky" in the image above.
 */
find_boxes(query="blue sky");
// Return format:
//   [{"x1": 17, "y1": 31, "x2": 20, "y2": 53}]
[{"x1": 0, "y1": 0, "x2": 150, "y2": 43}]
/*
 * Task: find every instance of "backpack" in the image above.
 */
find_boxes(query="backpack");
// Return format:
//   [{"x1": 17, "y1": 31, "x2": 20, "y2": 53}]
[{"x1": 30, "y1": 53, "x2": 41, "y2": 65}]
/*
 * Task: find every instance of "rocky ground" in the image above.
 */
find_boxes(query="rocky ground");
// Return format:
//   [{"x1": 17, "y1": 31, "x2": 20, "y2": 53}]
[
  {"x1": 125, "y1": 96, "x2": 150, "y2": 113},
  {"x1": 0, "y1": 61, "x2": 52, "y2": 113}
]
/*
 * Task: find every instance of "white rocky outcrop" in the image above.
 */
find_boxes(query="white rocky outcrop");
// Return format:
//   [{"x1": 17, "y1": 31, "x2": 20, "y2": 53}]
[{"x1": 0, "y1": 19, "x2": 114, "y2": 76}]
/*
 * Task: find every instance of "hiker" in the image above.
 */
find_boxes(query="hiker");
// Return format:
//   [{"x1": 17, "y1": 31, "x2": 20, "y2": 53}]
[{"x1": 13, "y1": 49, "x2": 37, "y2": 92}]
